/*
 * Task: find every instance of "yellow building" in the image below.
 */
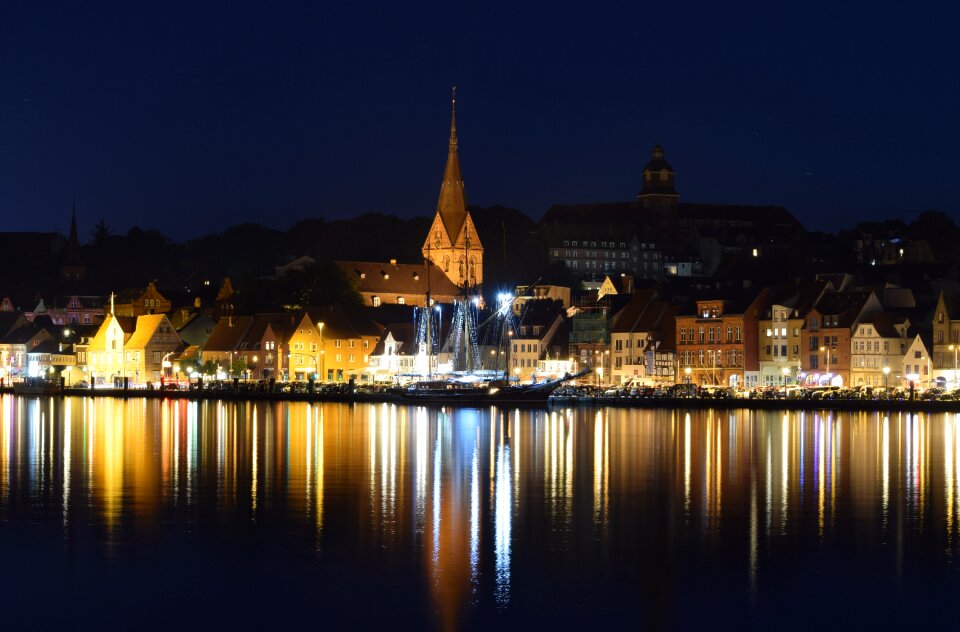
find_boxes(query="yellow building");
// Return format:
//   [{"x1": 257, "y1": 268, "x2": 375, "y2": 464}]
[
  {"x1": 287, "y1": 307, "x2": 381, "y2": 382},
  {"x1": 422, "y1": 93, "x2": 483, "y2": 288},
  {"x1": 87, "y1": 313, "x2": 182, "y2": 385}
]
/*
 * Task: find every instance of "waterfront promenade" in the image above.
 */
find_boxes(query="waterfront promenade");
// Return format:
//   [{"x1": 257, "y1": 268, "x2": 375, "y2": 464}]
[{"x1": 2, "y1": 383, "x2": 960, "y2": 413}]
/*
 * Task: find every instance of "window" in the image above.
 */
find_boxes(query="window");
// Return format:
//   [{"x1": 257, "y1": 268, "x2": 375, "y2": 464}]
[
  {"x1": 335, "y1": 340, "x2": 342, "y2": 348},
  {"x1": 335, "y1": 353, "x2": 342, "y2": 363},
  {"x1": 372, "y1": 296, "x2": 380, "y2": 307}
]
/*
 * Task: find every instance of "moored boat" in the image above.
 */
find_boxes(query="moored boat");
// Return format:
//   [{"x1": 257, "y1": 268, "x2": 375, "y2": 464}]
[
  {"x1": 390, "y1": 368, "x2": 589, "y2": 406},
  {"x1": 13, "y1": 378, "x2": 62, "y2": 396}
]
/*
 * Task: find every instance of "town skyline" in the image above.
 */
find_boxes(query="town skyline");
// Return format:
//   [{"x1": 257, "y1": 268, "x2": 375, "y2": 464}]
[{"x1": 3, "y1": 2, "x2": 958, "y2": 238}]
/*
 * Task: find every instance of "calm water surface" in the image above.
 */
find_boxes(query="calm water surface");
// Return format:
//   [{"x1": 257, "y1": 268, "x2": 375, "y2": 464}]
[{"x1": 1, "y1": 396, "x2": 959, "y2": 629}]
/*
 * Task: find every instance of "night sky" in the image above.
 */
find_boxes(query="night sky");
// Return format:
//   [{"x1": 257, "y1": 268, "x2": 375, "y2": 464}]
[{"x1": 2, "y1": 1, "x2": 957, "y2": 239}]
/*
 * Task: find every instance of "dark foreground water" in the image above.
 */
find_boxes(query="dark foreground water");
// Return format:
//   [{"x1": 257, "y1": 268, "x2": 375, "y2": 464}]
[{"x1": 1, "y1": 397, "x2": 959, "y2": 629}]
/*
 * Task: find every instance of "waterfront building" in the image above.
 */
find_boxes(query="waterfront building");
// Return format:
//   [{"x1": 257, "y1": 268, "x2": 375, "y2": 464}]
[
  {"x1": 800, "y1": 290, "x2": 881, "y2": 386},
  {"x1": 903, "y1": 333, "x2": 934, "y2": 388},
  {"x1": 366, "y1": 327, "x2": 418, "y2": 383},
  {"x1": 86, "y1": 313, "x2": 182, "y2": 385},
  {"x1": 288, "y1": 307, "x2": 381, "y2": 382},
  {"x1": 931, "y1": 291, "x2": 960, "y2": 380},
  {"x1": 509, "y1": 300, "x2": 567, "y2": 381},
  {"x1": 0, "y1": 318, "x2": 54, "y2": 383},
  {"x1": 757, "y1": 281, "x2": 829, "y2": 386},
  {"x1": 609, "y1": 289, "x2": 677, "y2": 386},
  {"x1": 202, "y1": 316, "x2": 255, "y2": 378},
  {"x1": 850, "y1": 313, "x2": 910, "y2": 387},
  {"x1": 675, "y1": 289, "x2": 768, "y2": 388}
]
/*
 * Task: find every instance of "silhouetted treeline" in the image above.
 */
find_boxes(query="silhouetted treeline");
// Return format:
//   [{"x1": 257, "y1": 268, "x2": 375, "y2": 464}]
[{"x1": 3, "y1": 207, "x2": 960, "y2": 311}]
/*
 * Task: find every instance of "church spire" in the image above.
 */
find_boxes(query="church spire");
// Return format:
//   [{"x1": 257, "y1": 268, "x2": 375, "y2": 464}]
[{"x1": 435, "y1": 86, "x2": 467, "y2": 243}]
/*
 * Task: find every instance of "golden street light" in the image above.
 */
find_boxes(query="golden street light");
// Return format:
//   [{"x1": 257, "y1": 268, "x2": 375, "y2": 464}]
[{"x1": 951, "y1": 344, "x2": 958, "y2": 388}]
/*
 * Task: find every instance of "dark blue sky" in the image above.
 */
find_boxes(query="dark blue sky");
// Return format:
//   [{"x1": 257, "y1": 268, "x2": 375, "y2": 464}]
[{"x1": 1, "y1": 1, "x2": 957, "y2": 239}]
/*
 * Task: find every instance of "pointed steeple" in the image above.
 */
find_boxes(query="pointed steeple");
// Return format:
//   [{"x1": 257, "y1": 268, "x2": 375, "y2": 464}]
[
  {"x1": 65, "y1": 201, "x2": 81, "y2": 264},
  {"x1": 435, "y1": 86, "x2": 468, "y2": 243}
]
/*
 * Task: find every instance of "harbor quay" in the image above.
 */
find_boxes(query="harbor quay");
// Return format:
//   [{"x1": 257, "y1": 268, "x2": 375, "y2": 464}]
[{"x1": 4, "y1": 383, "x2": 960, "y2": 414}]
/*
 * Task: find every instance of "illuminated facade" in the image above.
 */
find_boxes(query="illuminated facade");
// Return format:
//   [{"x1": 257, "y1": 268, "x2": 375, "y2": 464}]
[
  {"x1": 850, "y1": 314, "x2": 909, "y2": 387},
  {"x1": 86, "y1": 313, "x2": 182, "y2": 385},
  {"x1": 288, "y1": 307, "x2": 380, "y2": 382},
  {"x1": 675, "y1": 292, "x2": 767, "y2": 388},
  {"x1": 422, "y1": 96, "x2": 483, "y2": 288}
]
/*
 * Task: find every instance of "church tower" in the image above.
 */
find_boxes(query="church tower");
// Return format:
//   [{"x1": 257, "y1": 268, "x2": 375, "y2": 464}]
[
  {"x1": 60, "y1": 203, "x2": 86, "y2": 284},
  {"x1": 422, "y1": 89, "x2": 483, "y2": 288},
  {"x1": 637, "y1": 143, "x2": 679, "y2": 214}
]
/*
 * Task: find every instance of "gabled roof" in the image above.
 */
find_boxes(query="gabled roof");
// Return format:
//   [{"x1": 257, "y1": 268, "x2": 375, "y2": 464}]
[
  {"x1": 336, "y1": 260, "x2": 460, "y2": 298},
  {"x1": 610, "y1": 289, "x2": 659, "y2": 333},
  {"x1": 0, "y1": 312, "x2": 27, "y2": 338},
  {"x1": 863, "y1": 312, "x2": 907, "y2": 339},
  {"x1": 242, "y1": 313, "x2": 298, "y2": 348},
  {"x1": 126, "y1": 315, "x2": 170, "y2": 350},
  {"x1": 1, "y1": 322, "x2": 51, "y2": 345},
  {"x1": 305, "y1": 305, "x2": 381, "y2": 339},
  {"x1": 28, "y1": 340, "x2": 62, "y2": 355},
  {"x1": 204, "y1": 316, "x2": 254, "y2": 352},
  {"x1": 114, "y1": 315, "x2": 137, "y2": 334},
  {"x1": 813, "y1": 291, "x2": 876, "y2": 328},
  {"x1": 515, "y1": 300, "x2": 565, "y2": 338}
]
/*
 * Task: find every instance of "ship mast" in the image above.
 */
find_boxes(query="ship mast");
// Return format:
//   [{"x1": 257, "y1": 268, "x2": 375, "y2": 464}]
[
  {"x1": 463, "y1": 224, "x2": 471, "y2": 372},
  {"x1": 425, "y1": 242, "x2": 433, "y2": 378}
]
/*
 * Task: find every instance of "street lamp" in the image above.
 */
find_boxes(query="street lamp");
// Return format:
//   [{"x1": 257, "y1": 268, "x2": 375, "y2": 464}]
[
  {"x1": 951, "y1": 344, "x2": 958, "y2": 389},
  {"x1": 782, "y1": 366, "x2": 790, "y2": 396},
  {"x1": 883, "y1": 365, "x2": 891, "y2": 393},
  {"x1": 684, "y1": 366, "x2": 691, "y2": 385},
  {"x1": 318, "y1": 322, "x2": 325, "y2": 382},
  {"x1": 820, "y1": 345, "x2": 831, "y2": 385}
]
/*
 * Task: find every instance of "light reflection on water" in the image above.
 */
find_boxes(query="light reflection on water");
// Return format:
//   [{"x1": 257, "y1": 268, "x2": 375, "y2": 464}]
[{"x1": 3, "y1": 397, "x2": 960, "y2": 627}]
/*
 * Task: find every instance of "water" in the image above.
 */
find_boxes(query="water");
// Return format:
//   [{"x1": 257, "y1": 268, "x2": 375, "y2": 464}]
[{"x1": 1, "y1": 396, "x2": 958, "y2": 629}]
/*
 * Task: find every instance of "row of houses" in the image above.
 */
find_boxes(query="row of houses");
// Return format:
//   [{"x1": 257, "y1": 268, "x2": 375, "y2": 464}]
[
  {"x1": 4, "y1": 270, "x2": 959, "y2": 390},
  {"x1": 565, "y1": 272, "x2": 951, "y2": 390}
]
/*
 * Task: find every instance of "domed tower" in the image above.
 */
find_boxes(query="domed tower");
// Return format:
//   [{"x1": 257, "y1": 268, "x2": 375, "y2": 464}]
[
  {"x1": 637, "y1": 143, "x2": 679, "y2": 213},
  {"x1": 422, "y1": 89, "x2": 483, "y2": 288}
]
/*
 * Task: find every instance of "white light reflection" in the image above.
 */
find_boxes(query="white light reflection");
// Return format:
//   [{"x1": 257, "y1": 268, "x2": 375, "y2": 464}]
[
  {"x1": 882, "y1": 415, "x2": 890, "y2": 530},
  {"x1": 593, "y1": 410, "x2": 607, "y2": 526},
  {"x1": 62, "y1": 398, "x2": 71, "y2": 529},
  {"x1": 252, "y1": 406, "x2": 258, "y2": 517},
  {"x1": 470, "y1": 440, "x2": 479, "y2": 586},
  {"x1": 494, "y1": 418, "x2": 512, "y2": 608},
  {"x1": 684, "y1": 413, "x2": 691, "y2": 518}
]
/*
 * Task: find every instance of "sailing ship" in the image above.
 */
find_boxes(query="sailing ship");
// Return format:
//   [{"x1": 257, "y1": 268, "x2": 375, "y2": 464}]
[{"x1": 392, "y1": 89, "x2": 585, "y2": 406}]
